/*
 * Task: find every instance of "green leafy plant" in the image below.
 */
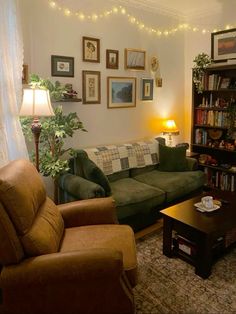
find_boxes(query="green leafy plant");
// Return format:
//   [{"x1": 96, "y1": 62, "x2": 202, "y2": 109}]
[{"x1": 193, "y1": 53, "x2": 212, "y2": 93}]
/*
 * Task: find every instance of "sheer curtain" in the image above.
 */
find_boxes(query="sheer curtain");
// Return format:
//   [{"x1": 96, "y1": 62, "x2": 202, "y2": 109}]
[{"x1": 0, "y1": 0, "x2": 28, "y2": 168}]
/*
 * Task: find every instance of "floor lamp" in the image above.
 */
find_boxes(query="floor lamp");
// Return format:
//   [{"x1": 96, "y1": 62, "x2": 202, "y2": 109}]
[
  {"x1": 20, "y1": 88, "x2": 54, "y2": 171},
  {"x1": 162, "y1": 119, "x2": 179, "y2": 147}
]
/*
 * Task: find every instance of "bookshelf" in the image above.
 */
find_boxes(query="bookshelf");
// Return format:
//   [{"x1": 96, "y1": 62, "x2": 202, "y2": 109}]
[{"x1": 191, "y1": 64, "x2": 236, "y2": 191}]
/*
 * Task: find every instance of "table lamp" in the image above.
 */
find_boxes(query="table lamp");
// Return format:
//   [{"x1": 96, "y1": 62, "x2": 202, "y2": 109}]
[
  {"x1": 20, "y1": 88, "x2": 54, "y2": 171},
  {"x1": 163, "y1": 119, "x2": 179, "y2": 146}
]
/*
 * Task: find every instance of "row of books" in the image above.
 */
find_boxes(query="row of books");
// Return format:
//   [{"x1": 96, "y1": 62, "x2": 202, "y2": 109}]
[
  {"x1": 201, "y1": 73, "x2": 232, "y2": 90},
  {"x1": 198, "y1": 95, "x2": 229, "y2": 108},
  {"x1": 204, "y1": 168, "x2": 236, "y2": 191},
  {"x1": 195, "y1": 109, "x2": 228, "y2": 127},
  {"x1": 195, "y1": 128, "x2": 208, "y2": 145}
]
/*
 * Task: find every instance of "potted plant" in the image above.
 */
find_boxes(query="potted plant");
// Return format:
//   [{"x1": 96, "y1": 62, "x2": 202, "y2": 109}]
[{"x1": 193, "y1": 53, "x2": 212, "y2": 93}]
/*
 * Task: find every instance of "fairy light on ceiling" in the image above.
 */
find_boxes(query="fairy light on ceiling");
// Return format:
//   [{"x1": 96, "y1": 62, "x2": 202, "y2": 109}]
[{"x1": 48, "y1": 0, "x2": 235, "y2": 37}]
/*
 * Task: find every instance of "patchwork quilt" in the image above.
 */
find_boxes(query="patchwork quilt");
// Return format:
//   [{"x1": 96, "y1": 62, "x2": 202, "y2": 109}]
[{"x1": 84, "y1": 140, "x2": 159, "y2": 175}]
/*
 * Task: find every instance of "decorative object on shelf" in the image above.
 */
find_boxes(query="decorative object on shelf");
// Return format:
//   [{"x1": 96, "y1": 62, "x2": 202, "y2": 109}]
[
  {"x1": 82, "y1": 70, "x2": 101, "y2": 104},
  {"x1": 162, "y1": 119, "x2": 179, "y2": 146},
  {"x1": 19, "y1": 88, "x2": 54, "y2": 171},
  {"x1": 211, "y1": 28, "x2": 236, "y2": 62},
  {"x1": 106, "y1": 49, "x2": 119, "y2": 69},
  {"x1": 22, "y1": 64, "x2": 28, "y2": 84},
  {"x1": 193, "y1": 53, "x2": 212, "y2": 93},
  {"x1": 82, "y1": 36, "x2": 100, "y2": 63},
  {"x1": 63, "y1": 83, "x2": 78, "y2": 99},
  {"x1": 141, "y1": 78, "x2": 153, "y2": 101},
  {"x1": 51, "y1": 55, "x2": 74, "y2": 77},
  {"x1": 125, "y1": 48, "x2": 146, "y2": 70},
  {"x1": 20, "y1": 105, "x2": 87, "y2": 203},
  {"x1": 107, "y1": 76, "x2": 136, "y2": 109}
]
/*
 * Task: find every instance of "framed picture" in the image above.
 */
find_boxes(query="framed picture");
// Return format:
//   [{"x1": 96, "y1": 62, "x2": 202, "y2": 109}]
[
  {"x1": 211, "y1": 28, "x2": 236, "y2": 62},
  {"x1": 125, "y1": 48, "x2": 146, "y2": 70},
  {"x1": 82, "y1": 36, "x2": 100, "y2": 63},
  {"x1": 106, "y1": 49, "x2": 119, "y2": 69},
  {"x1": 22, "y1": 64, "x2": 28, "y2": 84},
  {"x1": 51, "y1": 55, "x2": 74, "y2": 77},
  {"x1": 107, "y1": 76, "x2": 136, "y2": 109},
  {"x1": 82, "y1": 70, "x2": 101, "y2": 104},
  {"x1": 141, "y1": 78, "x2": 154, "y2": 101}
]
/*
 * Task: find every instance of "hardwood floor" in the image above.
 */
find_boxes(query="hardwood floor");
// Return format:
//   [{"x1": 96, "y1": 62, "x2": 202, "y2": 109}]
[{"x1": 135, "y1": 219, "x2": 163, "y2": 240}]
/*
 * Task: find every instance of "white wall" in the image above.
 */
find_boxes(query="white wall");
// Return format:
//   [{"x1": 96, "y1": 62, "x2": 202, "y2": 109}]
[{"x1": 20, "y1": 0, "x2": 185, "y2": 149}]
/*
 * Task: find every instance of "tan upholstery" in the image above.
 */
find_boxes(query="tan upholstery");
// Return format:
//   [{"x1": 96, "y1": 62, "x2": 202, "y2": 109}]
[{"x1": 0, "y1": 159, "x2": 138, "y2": 314}]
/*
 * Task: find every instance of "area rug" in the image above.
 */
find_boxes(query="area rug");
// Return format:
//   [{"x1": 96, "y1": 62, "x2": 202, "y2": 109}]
[{"x1": 134, "y1": 230, "x2": 236, "y2": 314}]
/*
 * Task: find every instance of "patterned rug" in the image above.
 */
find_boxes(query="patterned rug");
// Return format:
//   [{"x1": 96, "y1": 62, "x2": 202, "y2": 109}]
[{"x1": 134, "y1": 230, "x2": 236, "y2": 314}]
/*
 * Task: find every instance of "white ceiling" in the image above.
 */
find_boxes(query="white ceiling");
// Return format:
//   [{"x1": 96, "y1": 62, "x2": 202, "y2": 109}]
[{"x1": 57, "y1": 0, "x2": 223, "y2": 20}]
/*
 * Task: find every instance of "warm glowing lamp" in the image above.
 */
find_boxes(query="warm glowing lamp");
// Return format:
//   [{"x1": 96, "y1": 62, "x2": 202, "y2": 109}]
[
  {"x1": 163, "y1": 119, "x2": 179, "y2": 146},
  {"x1": 20, "y1": 88, "x2": 54, "y2": 171}
]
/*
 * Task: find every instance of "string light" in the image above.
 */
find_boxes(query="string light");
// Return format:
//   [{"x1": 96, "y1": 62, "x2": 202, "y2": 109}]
[{"x1": 48, "y1": 0, "x2": 235, "y2": 37}]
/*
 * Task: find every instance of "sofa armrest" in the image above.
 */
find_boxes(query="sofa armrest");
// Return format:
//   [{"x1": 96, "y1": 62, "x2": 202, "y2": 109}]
[
  {"x1": 58, "y1": 197, "x2": 118, "y2": 227},
  {"x1": 59, "y1": 173, "x2": 105, "y2": 200},
  {"x1": 186, "y1": 157, "x2": 198, "y2": 171}
]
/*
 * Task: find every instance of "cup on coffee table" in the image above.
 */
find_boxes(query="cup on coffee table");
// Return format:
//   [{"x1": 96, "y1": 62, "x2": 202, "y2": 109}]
[{"x1": 201, "y1": 196, "x2": 214, "y2": 210}]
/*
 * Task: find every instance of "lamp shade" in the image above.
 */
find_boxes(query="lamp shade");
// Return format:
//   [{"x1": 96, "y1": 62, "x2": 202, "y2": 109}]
[
  {"x1": 20, "y1": 88, "x2": 54, "y2": 117},
  {"x1": 163, "y1": 119, "x2": 179, "y2": 134}
]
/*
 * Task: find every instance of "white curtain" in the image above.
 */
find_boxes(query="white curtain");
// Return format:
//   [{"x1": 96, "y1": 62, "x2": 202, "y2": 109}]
[{"x1": 0, "y1": 0, "x2": 28, "y2": 168}]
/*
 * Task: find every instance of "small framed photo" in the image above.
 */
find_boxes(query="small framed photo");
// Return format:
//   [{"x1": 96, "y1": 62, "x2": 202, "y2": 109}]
[
  {"x1": 106, "y1": 49, "x2": 119, "y2": 69},
  {"x1": 125, "y1": 48, "x2": 146, "y2": 70},
  {"x1": 141, "y1": 78, "x2": 154, "y2": 101},
  {"x1": 51, "y1": 55, "x2": 74, "y2": 77},
  {"x1": 211, "y1": 28, "x2": 236, "y2": 62},
  {"x1": 82, "y1": 36, "x2": 100, "y2": 63},
  {"x1": 22, "y1": 64, "x2": 28, "y2": 84},
  {"x1": 82, "y1": 70, "x2": 101, "y2": 104},
  {"x1": 107, "y1": 76, "x2": 136, "y2": 109}
]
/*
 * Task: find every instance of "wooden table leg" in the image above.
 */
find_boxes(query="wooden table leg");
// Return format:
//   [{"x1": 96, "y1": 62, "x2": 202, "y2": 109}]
[
  {"x1": 195, "y1": 233, "x2": 212, "y2": 279},
  {"x1": 163, "y1": 216, "x2": 173, "y2": 257}
]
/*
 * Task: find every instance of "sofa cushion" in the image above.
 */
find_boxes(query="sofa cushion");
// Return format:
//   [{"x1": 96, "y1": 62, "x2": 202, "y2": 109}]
[
  {"x1": 83, "y1": 159, "x2": 111, "y2": 196},
  {"x1": 110, "y1": 178, "x2": 165, "y2": 219},
  {"x1": 158, "y1": 145, "x2": 188, "y2": 172},
  {"x1": 134, "y1": 170, "x2": 205, "y2": 202}
]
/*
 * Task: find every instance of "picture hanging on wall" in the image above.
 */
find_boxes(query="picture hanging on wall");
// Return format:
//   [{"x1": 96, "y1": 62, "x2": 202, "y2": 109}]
[
  {"x1": 51, "y1": 55, "x2": 74, "y2": 77},
  {"x1": 82, "y1": 70, "x2": 101, "y2": 104},
  {"x1": 106, "y1": 49, "x2": 119, "y2": 69},
  {"x1": 141, "y1": 78, "x2": 154, "y2": 101},
  {"x1": 211, "y1": 28, "x2": 236, "y2": 62},
  {"x1": 125, "y1": 48, "x2": 146, "y2": 70},
  {"x1": 107, "y1": 76, "x2": 136, "y2": 109},
  {"x1": 82, "y1": 36, "x2": 100, "y2": 63}
]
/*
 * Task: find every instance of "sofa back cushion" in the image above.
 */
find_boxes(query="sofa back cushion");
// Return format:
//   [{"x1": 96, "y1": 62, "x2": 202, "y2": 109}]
[
  {"x1": 107, "y1": 170, "x2": 130, "y2": 182},
  {"x1": 158, "y1": 145, "x2": 188, "y2": 172}
]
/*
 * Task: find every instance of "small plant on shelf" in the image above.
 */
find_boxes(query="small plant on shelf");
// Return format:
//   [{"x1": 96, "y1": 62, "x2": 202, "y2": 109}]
[{"x1": 193, "y1": 53, "x2": 212, "y2": 93}]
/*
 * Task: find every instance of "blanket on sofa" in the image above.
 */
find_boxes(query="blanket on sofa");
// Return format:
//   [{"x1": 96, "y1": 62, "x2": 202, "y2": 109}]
[{"x1": 84, "y1": 140, "x2": 159, "y2": 175}]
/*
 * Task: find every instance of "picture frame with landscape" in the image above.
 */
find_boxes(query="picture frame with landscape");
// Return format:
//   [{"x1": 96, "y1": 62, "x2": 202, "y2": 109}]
[
  {"x1": 211, "y1": 28, "x2": 236, "y2": 62},
  {"x1": 82, "y1": 36, "x2": 100, "y2": 63},
  {"x1": 107, "y1": 77, "x2": 136, "y2": 109},
  {"x1": 125, "y1": 48, "x2": 146, "y2": 70},
  {"x1": 82, "y1": 70, "x2": 101, "y2": 104},
  {"x1": 51, "y1": 55, "x2": 74, "y2": 77},
  {"x1": 106, "y1": 49, "x2": 119, "y2": 69}
]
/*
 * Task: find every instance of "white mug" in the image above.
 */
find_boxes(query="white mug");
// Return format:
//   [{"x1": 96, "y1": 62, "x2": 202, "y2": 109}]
[{"x1": 201, "y1": 196, "x2": 214, "y2": 209}]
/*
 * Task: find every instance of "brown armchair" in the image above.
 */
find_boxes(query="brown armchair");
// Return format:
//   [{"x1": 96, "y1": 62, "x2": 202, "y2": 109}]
[{"x1": 0, "y1": 159, "x2": 137, "y2": 314}]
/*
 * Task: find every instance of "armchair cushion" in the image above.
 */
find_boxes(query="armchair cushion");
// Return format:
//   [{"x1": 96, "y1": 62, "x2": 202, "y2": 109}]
[{"x1": 158, "y1": 144, "x2": 188, "y2": 172}]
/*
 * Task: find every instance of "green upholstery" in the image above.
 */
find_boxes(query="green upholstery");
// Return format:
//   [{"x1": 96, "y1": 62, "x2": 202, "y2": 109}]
[{"x1": 158, "y1": 145, "x2": 188, "y2": 172}]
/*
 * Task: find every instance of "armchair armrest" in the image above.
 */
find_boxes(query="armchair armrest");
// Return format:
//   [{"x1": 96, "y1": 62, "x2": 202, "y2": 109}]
[
  {"x1": 1, "y1": 249, "x2": 123, "y2": 288},
  {"x1": 59, "y1": 173, "x2": 105, "y2": 199},
  {"x1": 58, "y1": 197, "x2": 118, "y2": 227},
  {"x1": 186, "y1": 157, "x2": 198, "y2": 171}
]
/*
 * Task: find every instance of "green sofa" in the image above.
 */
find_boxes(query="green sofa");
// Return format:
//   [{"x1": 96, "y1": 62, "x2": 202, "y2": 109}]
[{"x1": 59, "y1": 139, "x2": 205, "y2": 231}]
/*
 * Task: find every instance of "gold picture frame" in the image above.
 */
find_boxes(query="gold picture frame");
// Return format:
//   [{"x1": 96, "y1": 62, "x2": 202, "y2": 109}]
[
  {"x1": 82, "y1": 70, "x2": 101, "y2": 104},
  {"x1": 82, "y1": 36, "x2": 100, "y2": 63},
  {"x1": 125, "y1": 48, "x2": 146, "y2": 70},
  {"x1": 106, "y1": 49, "x2": 119, "y2": 69}
]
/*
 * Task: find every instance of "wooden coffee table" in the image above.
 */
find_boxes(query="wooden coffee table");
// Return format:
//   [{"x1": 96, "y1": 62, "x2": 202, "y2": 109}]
[{"x1": 160, "y1": 190, "x2": 236, "y2": 279}]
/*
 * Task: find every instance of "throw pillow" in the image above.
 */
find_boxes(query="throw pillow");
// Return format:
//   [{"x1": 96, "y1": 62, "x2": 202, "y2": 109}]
[
  {"x1": 83, "y1": 159, "x2": 112, "y2": 196},
  {"x1": 158, "y1": 145, "x2": 188, "y2": 172}
]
